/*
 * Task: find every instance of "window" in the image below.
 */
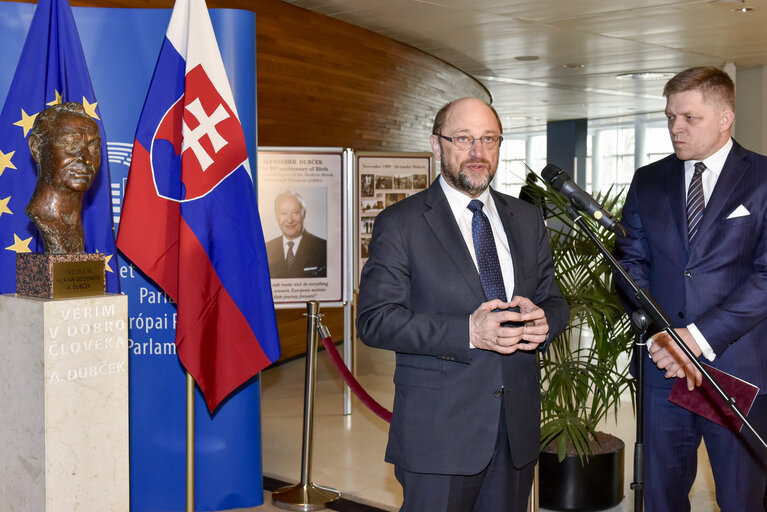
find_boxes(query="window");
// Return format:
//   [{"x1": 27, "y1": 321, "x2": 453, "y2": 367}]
[
  {"x1": 493, "y1": 133, "x2": 546, "y2": 198},
  {"x1": 492, "y1": 113, "x2": 673, "y2": 198}
]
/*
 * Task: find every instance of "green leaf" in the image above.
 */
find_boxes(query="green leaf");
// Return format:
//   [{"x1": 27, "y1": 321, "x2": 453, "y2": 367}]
[{"x1": 531, "y1": 172, "x2": 634, "y2": 460}]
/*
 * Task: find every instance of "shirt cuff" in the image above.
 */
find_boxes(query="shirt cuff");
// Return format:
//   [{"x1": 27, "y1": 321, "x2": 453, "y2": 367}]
[
  {"x1": 469, "y1": 313, "x2": 476, "y2": 349},
  {"x1": 687, "y1": 322, "x2": 716, "y2": 361}
]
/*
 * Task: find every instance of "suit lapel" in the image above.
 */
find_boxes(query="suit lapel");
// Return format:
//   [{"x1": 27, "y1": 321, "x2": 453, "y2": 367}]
[
  {"x1": 694, "y1": 142, "x2": 749, "y2": 244},
  {"x1": 666, "y1": 158, "x2": 689, "y2": 249},
  {"x1": 422, "y1": 181, "x2": 486, "y2": 302}
]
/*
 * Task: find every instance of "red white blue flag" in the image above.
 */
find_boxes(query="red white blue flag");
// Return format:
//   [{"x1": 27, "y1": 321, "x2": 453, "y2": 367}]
[{"x1": 117, "y1": 0, "x2": 280, "y2": 412}]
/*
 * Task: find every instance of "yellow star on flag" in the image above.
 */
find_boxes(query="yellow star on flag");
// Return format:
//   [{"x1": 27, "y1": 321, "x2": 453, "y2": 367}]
[
  {"x1": 13, "y1": 109, "x2": 38, "y2": 137},
  {"x1": 47, "y1": 90, "x2": 63, "y2": 106},
  {"x1": 0, "y1": 149, "x2": 16, "y2": 177},
  {"x1": 0, "y1": 196, "x2": 11, "y2": 218},
  {"x1": 5, "y1": 233, "x2": 32, "y2": 253},
  {"x1": 104, "y1": 253, "x2": 114, "y2": 273},
  {"x1": 82, "y1": 97, "x2": 100, "y2": 120}
]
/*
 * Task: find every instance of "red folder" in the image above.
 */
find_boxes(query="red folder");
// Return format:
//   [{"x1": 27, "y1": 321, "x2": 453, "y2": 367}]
[{"x1": 668, "y1": 363, "x2": 759, "y2": 433}]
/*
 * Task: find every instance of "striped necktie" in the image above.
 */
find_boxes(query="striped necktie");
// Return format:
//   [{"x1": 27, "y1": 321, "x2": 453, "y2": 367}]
[
  {"x1": 286, "y1": 241, "x2": 295, "y2": 269},
  {"x1": 686, "y1": 161, "x2": 706, "y2": 242},
  {"x1": 467, "y1": 199, "x2": 507, "y2": 301}
]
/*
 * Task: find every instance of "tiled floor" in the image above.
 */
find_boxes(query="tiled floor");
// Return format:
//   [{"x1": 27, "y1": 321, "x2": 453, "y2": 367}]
[{"x1": 250, "y1": 340, "x2": 720, "y2": 512}]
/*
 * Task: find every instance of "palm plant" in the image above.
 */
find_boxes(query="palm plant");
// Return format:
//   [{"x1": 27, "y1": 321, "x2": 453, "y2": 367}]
[{"x1": 523, "y1": 174, "x2": 635, "y2": 463}]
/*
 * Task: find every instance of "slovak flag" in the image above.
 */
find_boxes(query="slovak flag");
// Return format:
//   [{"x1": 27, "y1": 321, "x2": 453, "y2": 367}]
[{"x1": 117, "y1": 0, "x2": 281, "y2": 412}]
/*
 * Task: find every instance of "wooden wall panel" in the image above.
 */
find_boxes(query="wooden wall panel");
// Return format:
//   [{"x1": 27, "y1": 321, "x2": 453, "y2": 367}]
[
  {"x1": 62, "y1": 0, "x2": 490, "y2": 360},
  {"x1": 275, "y1": 307, "x2": 345, "y2": 362},
  {"x1": 251, "y1": 0, "x2": 490, "y2": 152}
]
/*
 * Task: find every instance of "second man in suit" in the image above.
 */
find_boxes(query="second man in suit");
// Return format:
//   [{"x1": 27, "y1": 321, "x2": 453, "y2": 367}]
[
  {"x1": 615, "y1": 66, "x2": 767, "y2": 511},
  {"x1": 357, "y1": 97, "x2": 568, "y2": 512}
]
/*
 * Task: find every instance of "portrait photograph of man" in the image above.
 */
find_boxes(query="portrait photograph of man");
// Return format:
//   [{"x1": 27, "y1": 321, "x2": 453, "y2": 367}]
[{"x1": 265, "y1": 189, "x2": 327, "y2": 279}]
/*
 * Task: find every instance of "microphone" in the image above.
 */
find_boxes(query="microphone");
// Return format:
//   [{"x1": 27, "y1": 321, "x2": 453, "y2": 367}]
[{"x1": 541, "y1": 163, "x2": 627, "y2": 237}]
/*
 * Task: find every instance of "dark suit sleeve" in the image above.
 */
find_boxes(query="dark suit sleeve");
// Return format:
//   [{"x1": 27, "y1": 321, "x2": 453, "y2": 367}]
[
  {"x1": 695, "y1": 207, "x2": 767, "y2": 355},
  {"x1": 356, "y1": 206, "x2": 473, "y2": 363},
  {"x1": 529, "y1": 211, "x2": 570, "y2": 350},
  {"x1": 613, "y1": 176, "x2": 651, "y2": 312}
]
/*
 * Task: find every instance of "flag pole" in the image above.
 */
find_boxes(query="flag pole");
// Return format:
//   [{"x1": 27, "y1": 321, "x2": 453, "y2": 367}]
[{"x1": 186, "y1": 371, "x2": 195, "y2": 512}]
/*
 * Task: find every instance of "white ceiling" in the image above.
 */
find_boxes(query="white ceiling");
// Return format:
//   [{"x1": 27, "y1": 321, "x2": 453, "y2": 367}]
[{"x1": 281, "y1": 0, "x2": 767, "y2": 131}]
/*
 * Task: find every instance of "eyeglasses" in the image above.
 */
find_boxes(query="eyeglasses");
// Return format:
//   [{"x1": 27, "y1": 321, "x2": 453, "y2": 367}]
[{"x1": 434, "y1": 133, "x2": 503, "y2": 150}]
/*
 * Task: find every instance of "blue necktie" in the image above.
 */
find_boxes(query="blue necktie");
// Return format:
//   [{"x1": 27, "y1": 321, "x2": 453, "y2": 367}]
[
  {"x1": 687, "y1": 162, "x2": 706, "y2": 242},
  {"x1": 467, "y1": 199, "x2": 507, "y2": 301}
]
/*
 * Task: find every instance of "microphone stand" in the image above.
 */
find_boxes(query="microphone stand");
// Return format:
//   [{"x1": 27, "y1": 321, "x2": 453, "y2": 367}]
[
  {"x1": 629, "y1": 309, "x2": 649, "y2": 512},
  {"x1": 562, "y1": 205, "x2": 767, "y2": 509}
]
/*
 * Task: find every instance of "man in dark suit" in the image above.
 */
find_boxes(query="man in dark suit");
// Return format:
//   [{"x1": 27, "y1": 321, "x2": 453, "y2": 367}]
[
  {"x1": 356, "y1": 97, "x2": 568, "y2": 512},
  {"x1": 265, "y1": 190, "x2": 327, "y2": 278},
  {"x1": 615, "y1": 66, "x2": 767, "y2": 511}
]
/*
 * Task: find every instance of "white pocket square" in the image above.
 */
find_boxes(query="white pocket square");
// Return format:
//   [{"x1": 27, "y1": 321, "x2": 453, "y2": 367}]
[{"x1": 726, "y1": 204, "x2": 750, "y2": 219}]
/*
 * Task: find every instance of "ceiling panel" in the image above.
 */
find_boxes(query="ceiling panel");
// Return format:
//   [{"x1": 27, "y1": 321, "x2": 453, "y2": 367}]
[{"x1": 281, "y1": 0, "x2": 767, "y2": 129}]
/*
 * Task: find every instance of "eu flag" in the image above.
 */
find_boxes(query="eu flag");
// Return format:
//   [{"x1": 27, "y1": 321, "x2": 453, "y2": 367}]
[
  {"x1": 0, "y1": 0, "x2": 118, "y2": 293},
  {"x1": 117, "y1": 0, "x2": 280, "y2": 412}
]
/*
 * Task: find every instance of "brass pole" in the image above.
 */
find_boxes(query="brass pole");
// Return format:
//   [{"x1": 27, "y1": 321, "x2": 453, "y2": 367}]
[
  {"x1": 186, "y1": 371, "x2": 195, "y2": 512},
  {"x1": 529, "y1": 463, "x2": 539, "y2": 512}
]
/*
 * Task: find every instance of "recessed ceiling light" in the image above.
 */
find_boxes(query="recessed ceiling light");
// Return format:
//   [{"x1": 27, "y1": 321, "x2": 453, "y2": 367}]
[
  {"x1": 515, "y1": 55, "x2": 540, "y2": 61},
  {"x1": 616, "y1": 71, "x2": 676, "y2": 80},
  {"x1": 732, "y1": 6, "x2": 753, "y2": 12}
]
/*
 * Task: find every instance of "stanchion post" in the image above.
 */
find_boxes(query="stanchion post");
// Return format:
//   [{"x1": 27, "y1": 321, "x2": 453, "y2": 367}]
[
  {"x1": 343, "y1": 299, "x2": 353, "y2": 416},
  {"x1": 272, "y1": 301, "x2": 341, "y2": 511}
]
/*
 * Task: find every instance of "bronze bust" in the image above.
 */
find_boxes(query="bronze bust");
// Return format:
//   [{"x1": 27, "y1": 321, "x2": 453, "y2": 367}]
[{"x1": 25, "y1": 102, "x2": 101, "y2": 254}]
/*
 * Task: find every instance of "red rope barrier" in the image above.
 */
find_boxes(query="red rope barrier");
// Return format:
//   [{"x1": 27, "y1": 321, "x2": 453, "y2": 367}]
[{"x1": 319, "y1": 334, "x2": 392, "y2": 423}]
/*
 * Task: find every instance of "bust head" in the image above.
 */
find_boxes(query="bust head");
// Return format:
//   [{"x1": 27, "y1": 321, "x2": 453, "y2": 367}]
[
  {"x1": 29, "y1": 102, "x2": 101, "y2": 194},
  {"x1": 25, "y1": 102, "x2": 101, "y2": 253}
]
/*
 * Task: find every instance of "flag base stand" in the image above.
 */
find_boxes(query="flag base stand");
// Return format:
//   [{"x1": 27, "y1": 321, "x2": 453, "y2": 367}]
[
  {"x1": 271, "y1": 301, "x2": 340, "y2": 511},
  {"x1": 271, "y1": 482, "x2": 340, "y2": 511}
]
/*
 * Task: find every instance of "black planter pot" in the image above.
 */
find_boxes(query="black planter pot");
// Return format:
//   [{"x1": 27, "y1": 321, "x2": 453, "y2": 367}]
[{"x1": 538, "y1": 434, "x2": 625, "y2": 511}]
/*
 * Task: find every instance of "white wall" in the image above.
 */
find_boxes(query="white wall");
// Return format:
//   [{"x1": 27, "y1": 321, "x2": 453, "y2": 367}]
[{"x1": 735, "y1": 66, "x2": 767, "y2": 155}]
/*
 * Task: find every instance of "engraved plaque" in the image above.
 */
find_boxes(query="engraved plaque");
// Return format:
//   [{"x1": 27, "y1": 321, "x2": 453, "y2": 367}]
[
  {"x1": 51, "y1": 259, "x2": 105, "y2": 298},
  {"x1": 16, "y1": 253, "x2": 106, "y2": 299}
]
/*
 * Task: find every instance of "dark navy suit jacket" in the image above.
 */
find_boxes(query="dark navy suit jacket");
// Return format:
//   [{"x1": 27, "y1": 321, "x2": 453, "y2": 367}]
[
  {"x1": 356, "y1": 179, "x2": 568, "y2": 474},
  {"x1": 615, "y1": 140, "x2": 767, "y2": 392}
]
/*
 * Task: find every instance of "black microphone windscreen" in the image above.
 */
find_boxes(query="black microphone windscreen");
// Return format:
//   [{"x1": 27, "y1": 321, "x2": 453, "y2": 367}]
[
  {"x1": 541, "y1": 164, "x2": 560, "y2": 182},
  {"x1": 541, "y1": 164, "x2": 569, "y2": 191}
]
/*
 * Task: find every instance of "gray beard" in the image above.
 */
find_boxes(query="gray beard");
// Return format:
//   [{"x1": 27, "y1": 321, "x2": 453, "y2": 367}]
[{"x1": 441, "y1": 161, "x2": 493, "y2": 196}]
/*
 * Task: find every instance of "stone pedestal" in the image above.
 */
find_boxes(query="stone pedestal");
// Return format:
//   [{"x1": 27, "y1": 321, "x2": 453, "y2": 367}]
[{"x1": 0, "y1": 293, "x2": 129, "y2": 511}]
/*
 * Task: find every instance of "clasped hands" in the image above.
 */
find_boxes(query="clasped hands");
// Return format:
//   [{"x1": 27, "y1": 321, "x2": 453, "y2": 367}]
[
  {"x1": 648, "y1": 327, "x2": 703, "y2": 390},
  {"x1": 470, "y1": 296, "x2": 548, "y2": 354}
]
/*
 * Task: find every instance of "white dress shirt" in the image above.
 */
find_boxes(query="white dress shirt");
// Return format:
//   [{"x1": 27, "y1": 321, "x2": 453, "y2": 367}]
[{"x1": 439, "y1": 176, "x2": 516, "y2": 348}]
